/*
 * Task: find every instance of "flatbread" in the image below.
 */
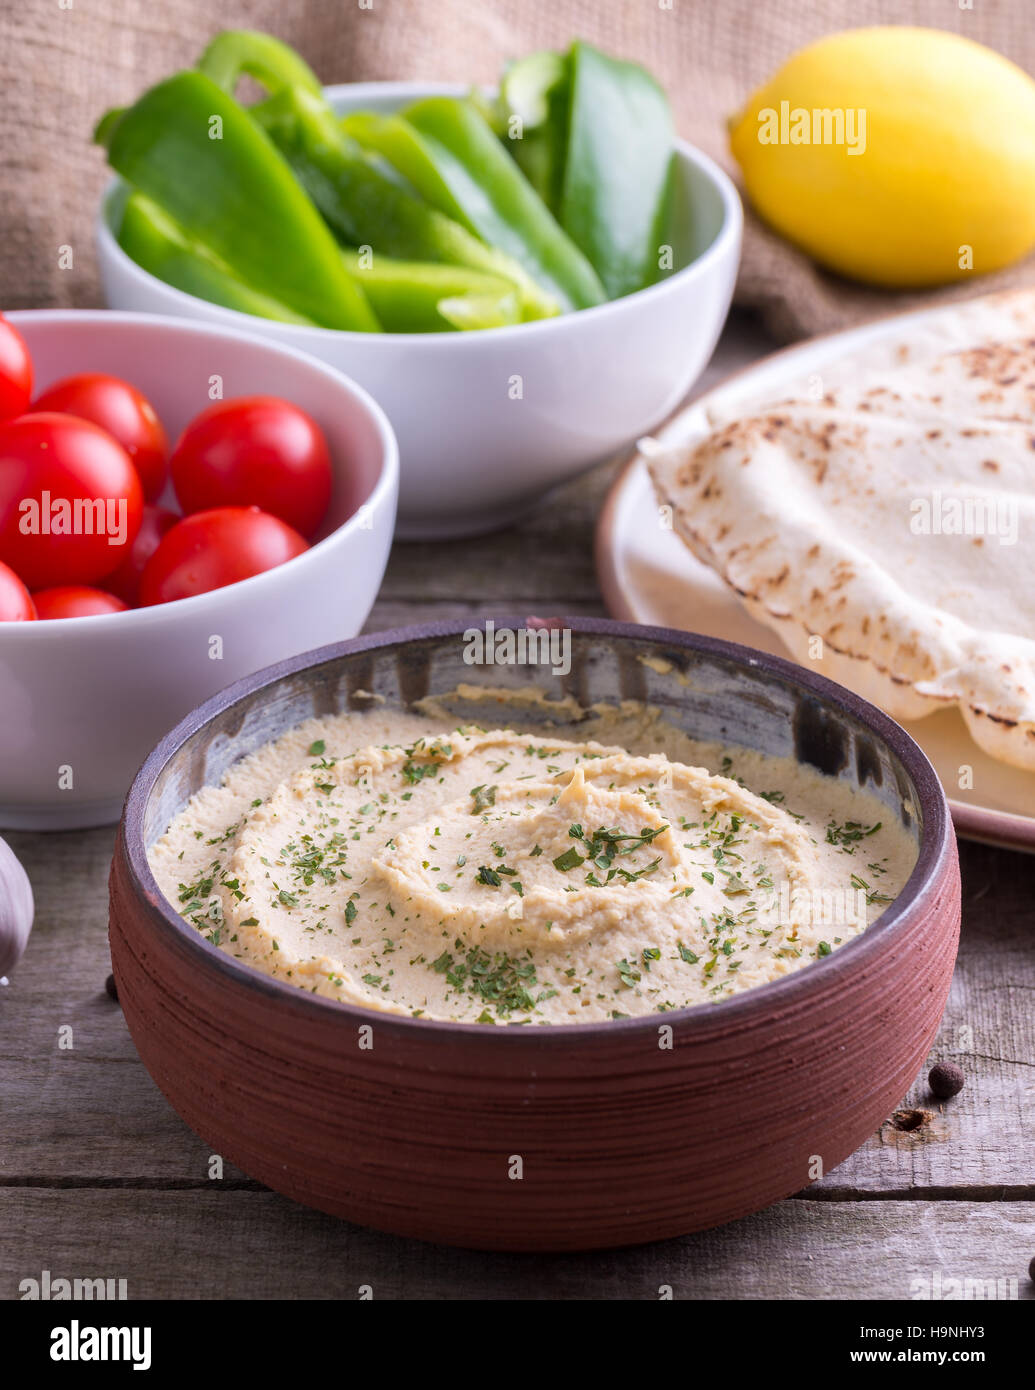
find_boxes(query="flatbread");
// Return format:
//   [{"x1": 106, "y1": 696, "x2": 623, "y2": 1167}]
[
  {"x1": 707, "y1": 287, "x2": 1035, "y2": 424},
  {"x1": 648, "y1": 290, "x2": 1035, "y2": 771}
]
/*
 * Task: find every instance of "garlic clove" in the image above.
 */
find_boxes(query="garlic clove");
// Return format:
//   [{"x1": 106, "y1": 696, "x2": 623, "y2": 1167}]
[{"x1": 0, "y1": 836, "x2": 34, "y2": 976}]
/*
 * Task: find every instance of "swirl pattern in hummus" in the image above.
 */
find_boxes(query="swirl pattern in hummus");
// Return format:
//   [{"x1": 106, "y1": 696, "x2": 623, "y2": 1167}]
[{"x1": 148, "y1": 702, "x2": 916, "y2": 1024}]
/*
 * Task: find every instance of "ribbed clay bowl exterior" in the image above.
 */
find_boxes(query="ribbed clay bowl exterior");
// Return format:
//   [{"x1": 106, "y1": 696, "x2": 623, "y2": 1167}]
[{"x1": 109, "y1": 618, "x2": 960, "y2": 1251}]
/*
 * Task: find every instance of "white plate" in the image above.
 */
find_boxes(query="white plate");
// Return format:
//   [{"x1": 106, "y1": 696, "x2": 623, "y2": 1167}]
[{"x1": 596, "y1": 309, "x2": 1035, "y2": 852}]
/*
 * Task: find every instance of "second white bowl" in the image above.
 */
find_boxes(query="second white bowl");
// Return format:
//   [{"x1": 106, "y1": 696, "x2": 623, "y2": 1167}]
[
  {"x1": 97, "y1": 81, "x2": 742, "y2": 540},
  {"x1": 1, "y1": 310, "x2": 398, "y2": 830}
]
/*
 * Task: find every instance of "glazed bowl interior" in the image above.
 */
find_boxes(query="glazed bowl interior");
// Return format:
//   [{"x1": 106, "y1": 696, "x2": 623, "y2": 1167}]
[{"x1": 134, "y1": 617, "x2": 937, "y2": 1014}]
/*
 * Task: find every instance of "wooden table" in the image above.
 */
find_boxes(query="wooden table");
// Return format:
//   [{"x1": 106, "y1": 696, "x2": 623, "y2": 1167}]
[{"x1": 4, "y1": 315, "x2": 1033, "y2": 1300}]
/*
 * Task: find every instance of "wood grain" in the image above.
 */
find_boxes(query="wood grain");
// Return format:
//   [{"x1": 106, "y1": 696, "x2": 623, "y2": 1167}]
[
  {"x1": 814, "y1": 849, "x2": 1035, "y2": 1195},
  {"x1": 3, "y1": 1191, "x2": 1032, "y2": 1300}
]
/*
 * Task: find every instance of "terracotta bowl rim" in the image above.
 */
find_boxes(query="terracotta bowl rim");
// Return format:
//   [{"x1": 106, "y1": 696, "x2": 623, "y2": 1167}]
[{"x1": 119, "y1": 615, "x2": 955, "y2": 1045}]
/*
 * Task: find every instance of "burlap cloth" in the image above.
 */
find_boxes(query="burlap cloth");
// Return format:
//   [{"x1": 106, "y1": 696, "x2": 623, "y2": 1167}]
[{"x1": 1, "y1": 0, "x2": 1031, "y2": 342}]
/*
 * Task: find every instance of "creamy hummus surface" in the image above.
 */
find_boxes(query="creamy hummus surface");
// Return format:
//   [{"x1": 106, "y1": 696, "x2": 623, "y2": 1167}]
[{"x1": 148, "y1": 693, "x2": 917, "y2": 1024}]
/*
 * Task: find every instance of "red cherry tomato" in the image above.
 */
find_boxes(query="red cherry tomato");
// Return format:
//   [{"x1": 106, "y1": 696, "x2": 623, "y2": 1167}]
[
  {"x1": 104, "y1": 503, "x2": 179, "y2": 606},
  {"x1": 139, "y1": 506, "x2": 308, "y2": 605},
  {"x1": 170, "y1": 396, "x2": 332, "y2": 537},
  {"x1": 0, "y1": 412, "x2": 143, "y2": 589},
  {"x1": 0, "y1": 559, "x2": 36, "y2": 621},
  {"x1": 0, "y1": 315, "x2": 33, "y2": 422},
  {"x1": 33, "y1": 372, "x2": 169, "y2": 501},
  {"x1": 32, "y1": 585, "x2": 128, "y2": 619}
]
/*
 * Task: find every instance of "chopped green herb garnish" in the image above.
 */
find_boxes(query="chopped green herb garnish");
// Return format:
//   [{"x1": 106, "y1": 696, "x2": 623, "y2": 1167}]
[{"x1": 470, "y1": 783, "x2": 498, "y2": 813}]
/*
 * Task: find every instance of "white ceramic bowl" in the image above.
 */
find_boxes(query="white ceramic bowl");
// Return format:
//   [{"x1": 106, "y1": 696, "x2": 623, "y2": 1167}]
[
  {"x1": 0, "y1": 310, "x2": 398, "y2": 830},
  {"x1": 97, "y1": 81, "x2": 742, "y2": 539}
]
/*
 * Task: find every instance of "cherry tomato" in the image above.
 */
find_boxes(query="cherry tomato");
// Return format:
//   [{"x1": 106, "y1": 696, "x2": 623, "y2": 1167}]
[
  {"x1": 104, "y1": 503, "x2": 179, "y2": 606},
  {"x1": 139, "y1": 506, "x2": 308, "y2": 605},
  {"x1": 32, "y1": 585, "x2": 128, "y2": 619},
  {"x1": 0, "y1": 413, "x2": 143, "y2": 589},
  {"x1": 170, "y1": 396, "x2": 332, "y2": 537},
  {"x1": 0, "y1": 559, "x2": 36, "y2": 621},
  {"x1": 33, "y1": 372, "x2": 169, "y2": 501},
  {"x1": 0, "y1": 315, "x2": 32, "y2": 422}
]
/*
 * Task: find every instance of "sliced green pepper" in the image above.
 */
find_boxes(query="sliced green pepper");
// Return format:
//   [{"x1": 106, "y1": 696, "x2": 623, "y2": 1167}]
[
  {"x1": 96, "y1": 70, "x2": 380, "y2": 330},
  {"x1": 119, "y1": 190, "x2": 513, "y2": 333},
  {"x1": 195, "y1": 31, "x2": 560, "y2": 322},
  {"x1": 356, "y1": 96, "x2": 606, "y2": 312},
  {"x1": 495, "y1": 51, "x2": 569, "y2": 214},
  {"x1": 98, "y1": 27, "x2": 677, "y2": 336},
  {"x1": 437, "y1": 291, "x2": 521, "y2": 331},
  {"x1": 339, "y1": 111, "x2": 466, "y2": 220},
  {"x1": 253, "y1": 87, "x2": 558, "y2": 322},
  {"x1": 558, "y1": 41, "x2": 675, "y2": 300},
  {"x1": 197, "y1": 28, "x2": 324, "y2": 100},
  {"x1": 340, "y1": 250, "x2": 517, "y2": 332},
  {"x1": 116, "y1": 191, "x2": 318, "y2": 324}
]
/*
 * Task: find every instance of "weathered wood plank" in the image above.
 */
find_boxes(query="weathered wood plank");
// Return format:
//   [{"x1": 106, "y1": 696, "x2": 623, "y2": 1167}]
[
  {"x1": 0, "y1": 827, "x2": 228, "y2": 1184},
  {"x1": 365, "y1": 596, "x2": 609, "y2": 633},
  {"x1": 374, "y1": 465, "x2": 613, "y2": 606},
  {"x1": 2, "y1": 1191, "x2": 1031, "y2": 1300},
  {"x1": 814, "y1": 842, "x2": 1035, "y2": 1194}
]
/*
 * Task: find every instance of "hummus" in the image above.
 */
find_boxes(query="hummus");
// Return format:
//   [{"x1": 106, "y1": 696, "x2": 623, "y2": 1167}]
[{"x1": 148, "y1": 695, "x2": 917, "y2": 1024}]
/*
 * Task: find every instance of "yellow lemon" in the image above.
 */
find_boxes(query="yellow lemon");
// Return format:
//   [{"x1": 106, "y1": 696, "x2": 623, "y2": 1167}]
[{"x1": 729, "y1": 27, "x2": 1035, "y2": 287}]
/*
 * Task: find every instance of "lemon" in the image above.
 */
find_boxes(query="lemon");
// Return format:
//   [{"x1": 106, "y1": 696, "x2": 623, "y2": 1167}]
[{"x1": 729, "y1": 27, "x2": 1035, "y2": 287}]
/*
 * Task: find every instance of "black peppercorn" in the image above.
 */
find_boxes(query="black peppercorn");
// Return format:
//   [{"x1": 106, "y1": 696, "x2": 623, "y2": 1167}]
[
  {"x1": 928, "y1": 1061, "x2": 964, "y2": 1099},
  {"x1": 104, "y1": 973, "x2": 119, "y2": 1003}
]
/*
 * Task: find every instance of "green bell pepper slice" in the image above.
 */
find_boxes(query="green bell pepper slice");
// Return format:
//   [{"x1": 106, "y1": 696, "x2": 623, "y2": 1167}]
[
  {"x1": 118, "y1": 192, "x2": 515, "y2": 333},
  {"x1": 558, "y1": 41, "x2": 675, "y2": 300},
  {"x1": 350, "y1": 96, "x2": 606, "y2": 312},
  {"x1": 340, "y1": 250, "x2": 518, "y2": 332},
  {"x1": 196, "y1": 31, "x2": 560, "y2": 322},
  {"x1": 254, "y1": 86, "x2": 558, "y2": 322},
  {"x1": 96, "y1": 70, "x2": 380, "y2": 330},
  {"x1": 116, "y1": 190, "x2": 318, "y2": 324},
  {"x1": 437, "y1": 291, "x2": 521, "y2": 331},
  {"x1": 197, "y1": 28, "x2": 324, "y2": 101},
  {"x1": 495, "y1": 51, "x2": 569, "y2": 213}
]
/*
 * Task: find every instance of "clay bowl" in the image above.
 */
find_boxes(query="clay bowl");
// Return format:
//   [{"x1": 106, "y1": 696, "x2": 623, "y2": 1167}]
[{"x1": 109, "y1": 618, "x2": 960, "y2": 1252}]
